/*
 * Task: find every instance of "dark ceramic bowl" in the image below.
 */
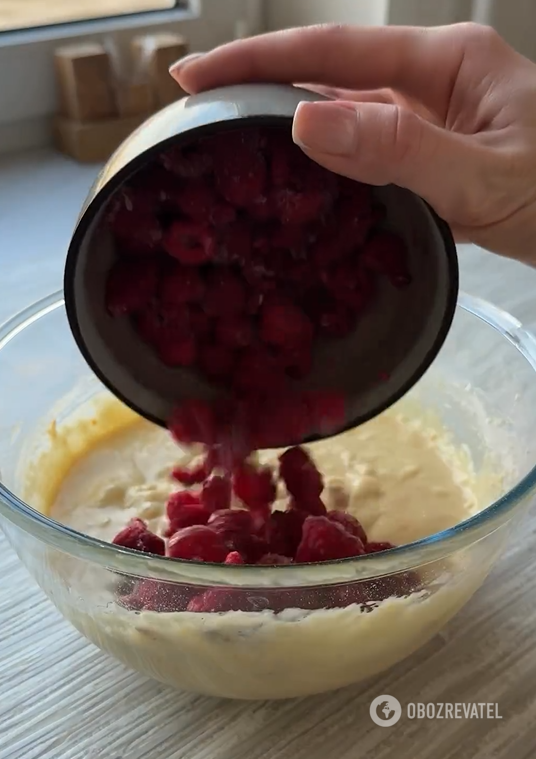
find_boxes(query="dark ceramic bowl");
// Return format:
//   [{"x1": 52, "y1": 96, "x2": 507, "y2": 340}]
[{"x1": 64, "y1": 83, "x2": 459, "y2": 443}]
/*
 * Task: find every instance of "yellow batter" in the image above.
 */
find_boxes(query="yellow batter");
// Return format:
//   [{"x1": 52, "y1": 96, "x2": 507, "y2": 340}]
[{"x1": 23, "y1": 394, "x2": 505, "y2": 700}]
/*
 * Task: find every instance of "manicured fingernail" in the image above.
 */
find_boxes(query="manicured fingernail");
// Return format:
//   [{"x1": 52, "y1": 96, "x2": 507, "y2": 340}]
[
  {"x1": 293, "y1": 101, "x2": 357, "y2": 155},
  {"x1": 169, "y1": 52, "x2": 205, "y2": 74}
]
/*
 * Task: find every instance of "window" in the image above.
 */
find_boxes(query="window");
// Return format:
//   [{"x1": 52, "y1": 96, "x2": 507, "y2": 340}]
[{"x1": 0, "y1": 1, "x2": 183, "y2": 33}]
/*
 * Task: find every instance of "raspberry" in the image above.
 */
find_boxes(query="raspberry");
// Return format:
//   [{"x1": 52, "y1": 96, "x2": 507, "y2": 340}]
[
  {"x1": 172, "y1": 453, "x2": 214, "y2": 485},
  {"x1": 161, "y1": 145, "x2": 212, "y2": 178},
  {"x1": 120, "y1": 579, "x2": 196, "y2": 613},
  {"x1": 188, "y1": 306, "x2": 213, "y2": 340},
  {"x1": 169, "y1": 400, "x2": 218, "y2": 445},
  {"x1": 198, "y1": 343, "x2": 235, "y2": 381},
  {"x1": 163, "y1": 221, "x2": 216, "y2": 265},
  {"x1": 279, "y1": 447, "x2": 324, "y2": 501},
  {"x1": 225, "y1": 551, "x2": 245, "y2": 565},
  {"x1": 273, "y1": 188, "x2": 330, "y2": 226},
  {"x1": 165, "y1": 502, "x2": 212, "y2": 536},
  {"x1": 290, "y1": 495, "x2": 327, "y2": 517},
  {"x1": 214, "y1": 147, "x2": 267, "y2": 207},
  {"x1": 186, "y1": 588, "x2": 241, "y2": 613},
  {"x1": 267, "y1": 509, "x2": 306, "y2": 557},
  {"x1": 233, "y1": 347, "x2": 287, "y2": 395},
  {"x1": 106, "y1": 260, "x2": 158, "y2": 317},
  {"x1": 112, "y1": 518, "x2": 165, "y2": 556},
  {"x1": 233, "y1": 463, "x2": 276, "y2": 509},
  {"x1": 166, "y1": 490, "x2": 202, "y2": 522},
  {"x1": 216, "y1": 316, "x2": 254, "y2": 349},
  {"x1": 159, "y1": 266, "x2": 205, "y2": 305},
  {"x1": 207, "y1": 508, "x2": 261, "y2": 557},
  {"x1": 306, "y1": 391, "x2": 346, "y2": 436},
  {"x1": 217, "y1": 220, "x2": 253, "y2": 265},
  {"x1": 157, "y1": 334, "x2": 197, "y2": 368},
  {"x1": 282, "y1": 346, "x2": 313, "y2": 380},
  {"x1": 202, "y1": 476, "x2": 232, "y2": 513},
  {"x1": 366, "y1": 541, "x2": 395, "y2": 553},
  {"x1": 361, "y1": 232, "x2": 412, "y2": 288},
  {"x1": 327, "y1": 510, "x2": 368, "y2": 544},
  {"x1": 260, "y1": 303, "x2": 313, "y2": 351},
  {"x1": 252, "y1": 393, "x2": 312, "y2": 449},
  {"x1": 295, "y1": 516, "x2": 366, "y2": 562},
  {"x1": 257, "y1": 554, "x2": 292, "y2": 565},
  {"x1": 167, "y1": 525, "x2": 228, "y2": 562},
  {"x1": 204, "y1": 270, "x2": 246, "y2": 317},
  {"x1": 317, "y1": 303, "x2": 356, "y2": 338},
  {"x1": 248, "y1": 193, "x2": 278, "y2": 221}
]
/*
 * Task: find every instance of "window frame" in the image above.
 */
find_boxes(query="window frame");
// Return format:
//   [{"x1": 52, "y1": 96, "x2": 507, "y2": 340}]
[{"x1": 0, "y1": 0, "x2": 263, "y2": 154}]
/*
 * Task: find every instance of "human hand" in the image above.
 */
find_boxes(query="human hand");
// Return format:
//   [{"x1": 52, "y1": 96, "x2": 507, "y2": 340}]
[{"x1": 171, "y1": 23, "x2": 536, "y2": 264}]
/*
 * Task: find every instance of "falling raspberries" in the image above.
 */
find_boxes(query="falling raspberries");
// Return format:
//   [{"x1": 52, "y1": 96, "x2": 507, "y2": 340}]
[
  {"x1": 112, "y1": 444, "x2": 416, "y2": 614},
  {"x1": 103, "y1": 126, "x2": 411, "y2": 451}
]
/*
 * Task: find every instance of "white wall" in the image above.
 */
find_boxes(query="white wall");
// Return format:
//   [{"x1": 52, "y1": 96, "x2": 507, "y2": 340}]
[
  {"x1": 265, "y1": 0, "x2": 388, "y2": 30},
  {"x1": 473, "y1": 0, "x2": 536, "y2": 60}
]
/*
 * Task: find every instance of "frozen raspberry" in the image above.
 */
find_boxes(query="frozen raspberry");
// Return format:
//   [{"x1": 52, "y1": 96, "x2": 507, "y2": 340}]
[
  {"x1": 257, "y1": 554, "x2": 292, "y2": 565},
  {"x1": 225, "y1": 551, "x2": 245, "y2": 565},
  {"x1": 317, "y1": 303, "x2": 356, "y2": 338},
  {"x1": 366, "y1": 541, "x2": 395, "y2": 553},
  {"x1": 323, "y1": 261, "x2": 376, "y2": 314},
  {"x1": 161, "y1": 145, "x2": 212, "y2": 178},
  {"x1": 295, "y1": 516, "x2": 366, "y2": 562},
  {"x1": 157, "y1": 334, "x2": 197, "y2": 368},
  {"x1": 186, "y1": 588, "x2": 241, "y2": 613},
  {"x1": 273, "y1": 188, "x2": 331, "y2": 226},
  {"x1": 112, "y1": 518, "x2": 165, "y2": 556},
  {"x1": 267, "y1": 509, "x2": 306, "y2": 558},
  {"x1": 120, "y1": 579, "x2": 197, "y2": 613},
  {"x1": 204, "y1": 270, "x2": 246, "y2": 317},
  {"x1": 169, "y1": 400, "x2": 218, "y2": 446},
  {"x1": 306, "y1": 391, "x2": 346, "y2": 436},
  {"x1": 252, "y1": 393, "x2": 312, "y2": 449},
  {"x1": 202, "y1": 476, "x2": 232, "y2": 513},
  {"x1": 163, "y1": 221, "x2": 216, "y2": 265},
  {"x1": 217, "y1": 220, "x2": 253, "y2": 265},
  {"x1": 216, "y1": 316, "x2": 254, "y2": 349},
  {"x1": 159, "y1": 266, "x2": 205, "y2": 306},
  {"x1": 279, "y1": 447, "x2": 324, "y2": 501},
  {"x1": 207, "y1": 508, "x2": 260, "y2": 557},
  {"x1": 248, "y1": 193, "x2": 278, "y2": 221},
  {"x1": 172, "y1": 455, "x2": 214, "y2": 486},
  {"x1": 198, "y1": 343, "x2": 235, "y2": 381},
  {"x1": 233, "y1": 463, "x2": 276, "y2": 509},
  {"x1": 165, "y1": 502, "x2": 212, "y2": 536},
  {"x1": 166, "y1": 490, "x2": 202, "y2": 522},
  {"x1": 167, "y1": 525, "x2": 228, "y2": 562},
  {"x1": 290, "y1": 495, "x2": 327, "y2": 517},
  {"x1": 361, "y1": 232, "x2": 411, "y2": 288},
  {"x1": 282, "y1": 346, "x2": 314, "y2": 380},
  {"x1": 260, "y1": 303, "x2": 313, "y2": 351},
  {"x1": 214, "y1": 146, "x2": 267, "y2": 207},
  {"x1": 327, "y1": 510, "x2": 368, "y2": 544},
  {"x1": 188, "y1": 306, "x2": 213, "y2": 340},
  {"x1": 105, "y1": 259, "x2": 158, "y2": 317},
  {"x1": 233, "y1": 347, "x2": 287, "y2": 395}
]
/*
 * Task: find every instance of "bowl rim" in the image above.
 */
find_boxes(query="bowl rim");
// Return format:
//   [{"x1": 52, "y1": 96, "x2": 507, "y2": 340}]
[{"x1": 0, "y1": 289, "x2": 535, "y2": 587}]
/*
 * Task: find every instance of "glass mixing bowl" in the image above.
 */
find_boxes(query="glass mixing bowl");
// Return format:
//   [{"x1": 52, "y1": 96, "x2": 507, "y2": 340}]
[{"x1": 1, "y1": 291, "x2": 535, "y2": 700}]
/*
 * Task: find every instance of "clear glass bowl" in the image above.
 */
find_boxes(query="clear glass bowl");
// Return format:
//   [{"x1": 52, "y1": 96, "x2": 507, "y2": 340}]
[{"x1": 1, "y1": 291, "x2": 536, "y2": 700}]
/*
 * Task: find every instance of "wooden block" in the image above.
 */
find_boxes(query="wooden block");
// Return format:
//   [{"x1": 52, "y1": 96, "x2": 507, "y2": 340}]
[
  {"x1": 131, "y1": 33, "x2": 189, "y2": 109},
  {"x1": 115, "y1": 79, "x2": 154, "y2": 118},
  {"x1": 54, "y1": 42, "x2": 117, "y2": 122},
  {"x1": 53, "y1": 115, "x2": 146, "y2": 163}
]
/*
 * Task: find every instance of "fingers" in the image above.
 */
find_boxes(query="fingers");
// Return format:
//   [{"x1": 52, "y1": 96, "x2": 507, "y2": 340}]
[
  {"x1": 292, "y1": 100, "x2": 479, "y2": 222},
  {"x1": 171, "y1": 25, "x2": 465, "y2": 114}
]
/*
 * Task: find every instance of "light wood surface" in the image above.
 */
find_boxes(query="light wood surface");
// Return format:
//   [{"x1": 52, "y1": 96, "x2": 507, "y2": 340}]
[
  {"x1": 0, "y1": 0, "x2": 174, "y2": 31},
  {"x1": 1, "y1": 150, "x2": 536, "y2": 758}
]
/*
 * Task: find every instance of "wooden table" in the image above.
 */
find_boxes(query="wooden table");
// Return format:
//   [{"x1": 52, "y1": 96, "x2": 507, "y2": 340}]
[
  {"x1": 1, "y1": 149, "x2": 536, "y2": 759},
  {"x1": 0, "y1": 0, "x2": 174, "y2": 31}
]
